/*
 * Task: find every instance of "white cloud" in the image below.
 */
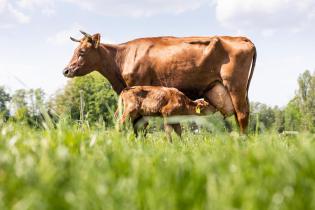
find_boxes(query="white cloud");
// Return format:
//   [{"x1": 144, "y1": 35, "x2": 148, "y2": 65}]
[
  {"x1": 2, "y1": 0, "x2": 210, "y2": 19},
  {"x1": 63, "y1": 0, "x2": 209, "y2": 17},
  {"x1": 0, "y1": 0, "x2": 55, "y2": 27},
  {"x1": 215, "y1": 0, "x2": 315, "y2": 35},
  {"x1": 7, "y1": 3, "x2": 30, "y2": 23},
  {"x1": 17, "y1": 0, "x2": 52, "y2": 9},
  {"x1": 0, "y1": 2, "x2": 30, "y2": 26},
  {"x1": 0, "y1": 0, "x2": 7, "y2": 12},
  {"x1": 17, "y1": 0, "x2": 55, "y2": 15},
  {"x1": 2, "y1": 0, "x2": 315, "y2": 34},
  {"x1": 47, "y1": 23, "x2": 116, "y2": 46}
]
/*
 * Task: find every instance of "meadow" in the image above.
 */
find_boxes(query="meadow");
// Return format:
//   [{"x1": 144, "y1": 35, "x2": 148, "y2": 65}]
[{"x1": 1, "y1": 119, "x2": 315, "y2": 210}]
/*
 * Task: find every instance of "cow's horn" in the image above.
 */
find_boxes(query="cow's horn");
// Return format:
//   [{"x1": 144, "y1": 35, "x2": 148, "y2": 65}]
[
  {"x1": 80, "y1": 30, "x2": 92, "y2": 38},
  {"x1": 70, "y1": 37, "x2": 80, "y2": 42}
]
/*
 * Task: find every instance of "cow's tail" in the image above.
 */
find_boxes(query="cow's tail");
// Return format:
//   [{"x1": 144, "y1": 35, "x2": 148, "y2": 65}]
[{"x1": 246, "y1": 45, "x2": 256, "y2": 92}]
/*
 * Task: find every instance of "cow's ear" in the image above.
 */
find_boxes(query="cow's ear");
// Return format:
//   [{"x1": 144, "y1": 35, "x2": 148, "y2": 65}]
[{"x1": 92, "y1": 33, "x2": 101, "y2": 48}]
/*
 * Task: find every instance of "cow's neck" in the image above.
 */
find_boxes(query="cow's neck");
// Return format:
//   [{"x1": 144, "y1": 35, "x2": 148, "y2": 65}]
[{"x1": 98, "y1": 43, "x2": 126, "y2": 94}]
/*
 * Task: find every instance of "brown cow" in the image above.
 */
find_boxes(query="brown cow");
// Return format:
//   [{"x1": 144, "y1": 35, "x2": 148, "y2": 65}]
[
  {"x1": 64, "y1": 31, "x2": 256, "y2": 133},
  {"x1": 118, "y1": 86, "x2": 215, "y2": 140}
]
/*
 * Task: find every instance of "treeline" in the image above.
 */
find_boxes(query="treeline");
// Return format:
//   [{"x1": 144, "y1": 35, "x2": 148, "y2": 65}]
[
  {"x1": 0, "y1": 70, "x2": 314, "y2": 133},
  {"x1": 0, "y1": 73, "x2": 117, "y2": 128},
  {"x1": 248, "y1": 70, "x2": 315, "y2": 133}
]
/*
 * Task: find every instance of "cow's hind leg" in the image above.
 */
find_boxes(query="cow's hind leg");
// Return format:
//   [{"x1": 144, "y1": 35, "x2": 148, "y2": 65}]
[
  {"x1": 229, "y1": 92, "x2": 249, "y2": 134},
  {"x1": 220, "y1": 44, "x2": 255, "y2": 134},
  {"x1": 222, "y1": 76, "x2": 249, "y2": 134}
]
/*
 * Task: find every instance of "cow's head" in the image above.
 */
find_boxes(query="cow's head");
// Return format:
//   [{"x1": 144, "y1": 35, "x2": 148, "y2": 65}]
[{"x1": 63, "y1": 31, "x2": 102, "y2": 78}]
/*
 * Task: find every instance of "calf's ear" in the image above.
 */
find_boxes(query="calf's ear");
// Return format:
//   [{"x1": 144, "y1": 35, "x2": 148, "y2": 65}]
[
  {"x1": 92, "y1": 33, "x2": 101, "y2": 48},
  {"x1": 195, "y1": 105, "x2": 201, "y2": 114}
]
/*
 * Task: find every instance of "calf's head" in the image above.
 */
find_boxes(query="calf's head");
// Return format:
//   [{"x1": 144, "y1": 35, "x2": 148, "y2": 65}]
[
  {"x1": 63, "y1": 31, "x2": 102, "y2": 78},
  {"x1": 195, "y1": 99, "x2": 208, "y2": 111},
  {"x1": 194, "y1": 99, "x2": 216, "y2": 114}
]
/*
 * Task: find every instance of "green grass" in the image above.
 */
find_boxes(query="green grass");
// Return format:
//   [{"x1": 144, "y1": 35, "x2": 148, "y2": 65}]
[{"x1": 0, "y1": 121, "x2": 315, "y2": 210}]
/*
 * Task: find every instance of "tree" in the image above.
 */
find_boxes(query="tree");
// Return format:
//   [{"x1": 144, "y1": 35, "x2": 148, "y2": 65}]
[
  {"x1": 51, "y1": 72, "x2": 117, "y2": 127},
  {"x1": 11, "y1": 89, "x2": 30, "y2": 123},
  {"x1": 28, "y1": 88, "x2": 46, "y2": 126},
  {"x1": 283, "y1": 98, "x2": 301, "y2": 131},
  {"x1": 248, "y1": 102, "x2": 276, "y2": 133},
  {"x1": 10, "y1": 88, "x2": 46, "y2": 126},
  {"x1": 295, "y1": 70, "x2": 315, "y2": 131},
  {"x1": 0, "y1": 86, "x2": 11, "y2": 120},
  {"x1": 273, "y1": 106, "x2": 285, "y2": 133}
]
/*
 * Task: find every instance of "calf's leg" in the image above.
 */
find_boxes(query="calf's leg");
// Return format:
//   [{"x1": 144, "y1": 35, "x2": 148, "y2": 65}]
[
  {"x1": 132, "y1": 116, "x2": 149, "y2": 137},
  {"x1": 163, "y1": 122, "x2": 182, "y2": 142},
  {"x1": 164, "y1": 124, "x2": 173, "y2": 143},
  {"x1": 162, "y1": 118, "x2": 174, "y2": 143},
  {"x1": 170, "y1": 123, "x2": 182, "y2": 137},
  {"x1": 120, "y1": 112, "x2": 129, "y2": 125},
  {"x1": 120, "y1": 108, "x2": 141, "y2": 134}
]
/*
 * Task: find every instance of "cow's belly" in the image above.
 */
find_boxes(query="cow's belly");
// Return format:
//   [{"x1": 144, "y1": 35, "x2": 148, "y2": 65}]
[
  {"x1": 122, "y1": 47, "x2": 222, "y2": 98},
  {"x1": 161, "y1": 73, "x2": 217, "y2": 97},
  {"x1": 123, "y1": 69, "x2": 220, "y2": 100}
]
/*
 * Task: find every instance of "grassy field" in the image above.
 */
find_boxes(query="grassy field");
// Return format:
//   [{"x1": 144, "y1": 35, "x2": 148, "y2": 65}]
[{"x1": 1, "y1": 121, "x2": 315, "y2": 210}]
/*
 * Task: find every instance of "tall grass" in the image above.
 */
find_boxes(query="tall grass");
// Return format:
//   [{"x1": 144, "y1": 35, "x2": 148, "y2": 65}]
[{"x1": 0, "y1": 120, "x2": 315, "y2": 210}]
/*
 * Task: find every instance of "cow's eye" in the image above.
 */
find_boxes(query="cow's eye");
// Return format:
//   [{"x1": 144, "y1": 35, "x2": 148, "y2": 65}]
[{"x1": 79, "y1": 49, "x2": 86, "y2": 56}]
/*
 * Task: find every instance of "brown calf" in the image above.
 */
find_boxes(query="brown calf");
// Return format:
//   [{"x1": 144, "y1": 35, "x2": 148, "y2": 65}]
[{"x1": 118, "y1": 86, "x2": 215, "y2": 141}]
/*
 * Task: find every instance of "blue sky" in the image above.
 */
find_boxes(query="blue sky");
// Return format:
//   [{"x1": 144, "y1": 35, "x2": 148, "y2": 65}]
[{"x1": 0, "y1": 0, "x2": 315, "y2": 106}]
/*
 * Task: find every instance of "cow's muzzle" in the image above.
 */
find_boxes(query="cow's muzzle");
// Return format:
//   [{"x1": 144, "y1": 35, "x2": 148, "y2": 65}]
[{"x1": 63, "y1": 67, "x2": 74, "y2": 78}]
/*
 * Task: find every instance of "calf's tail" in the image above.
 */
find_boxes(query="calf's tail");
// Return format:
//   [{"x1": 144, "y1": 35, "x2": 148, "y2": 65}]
[{"x1": 115, "y1": 95, "x2": 124, "y2": 131}]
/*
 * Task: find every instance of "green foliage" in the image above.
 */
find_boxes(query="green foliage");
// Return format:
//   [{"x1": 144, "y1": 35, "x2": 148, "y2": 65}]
[
  {"x1": 296, "y1": 70, "x2": 315, "y2": 131},
  {"x1": 273, "y1": 106, "x2": 285, "y2": 133},
  {"x1": 0, "y1": 86, "x2": 11, "y2": 120},
  {"x1": 11, "y1": 89, "x2": 30, "y2": 124},
  {"x1": 247, "y1": 70, "x2": 315, "y2": 133},
  {"x1": 249, "y1": 102, "x2": 276, "y2": 133},
  {"x1": 10, "y1": 88, "x2": 46, "y2": 127},
  {"x1": 51, "y1": 72, "x2": 117, "y2": 127},
  {"x1": 1, "y1": 68, "x2": 315, "y2": 210},
  {"x1": 283, "y1": 99, "x2": 302, "y2": 131},
  {"x1": 1, "y1": 122, "x2": 315, "y2": 210}
]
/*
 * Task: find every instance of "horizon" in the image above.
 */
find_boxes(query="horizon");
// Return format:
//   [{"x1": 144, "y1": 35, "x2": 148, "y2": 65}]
[{"x1": 1, "y1": 0, "x2": 315, "y2": 107}]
